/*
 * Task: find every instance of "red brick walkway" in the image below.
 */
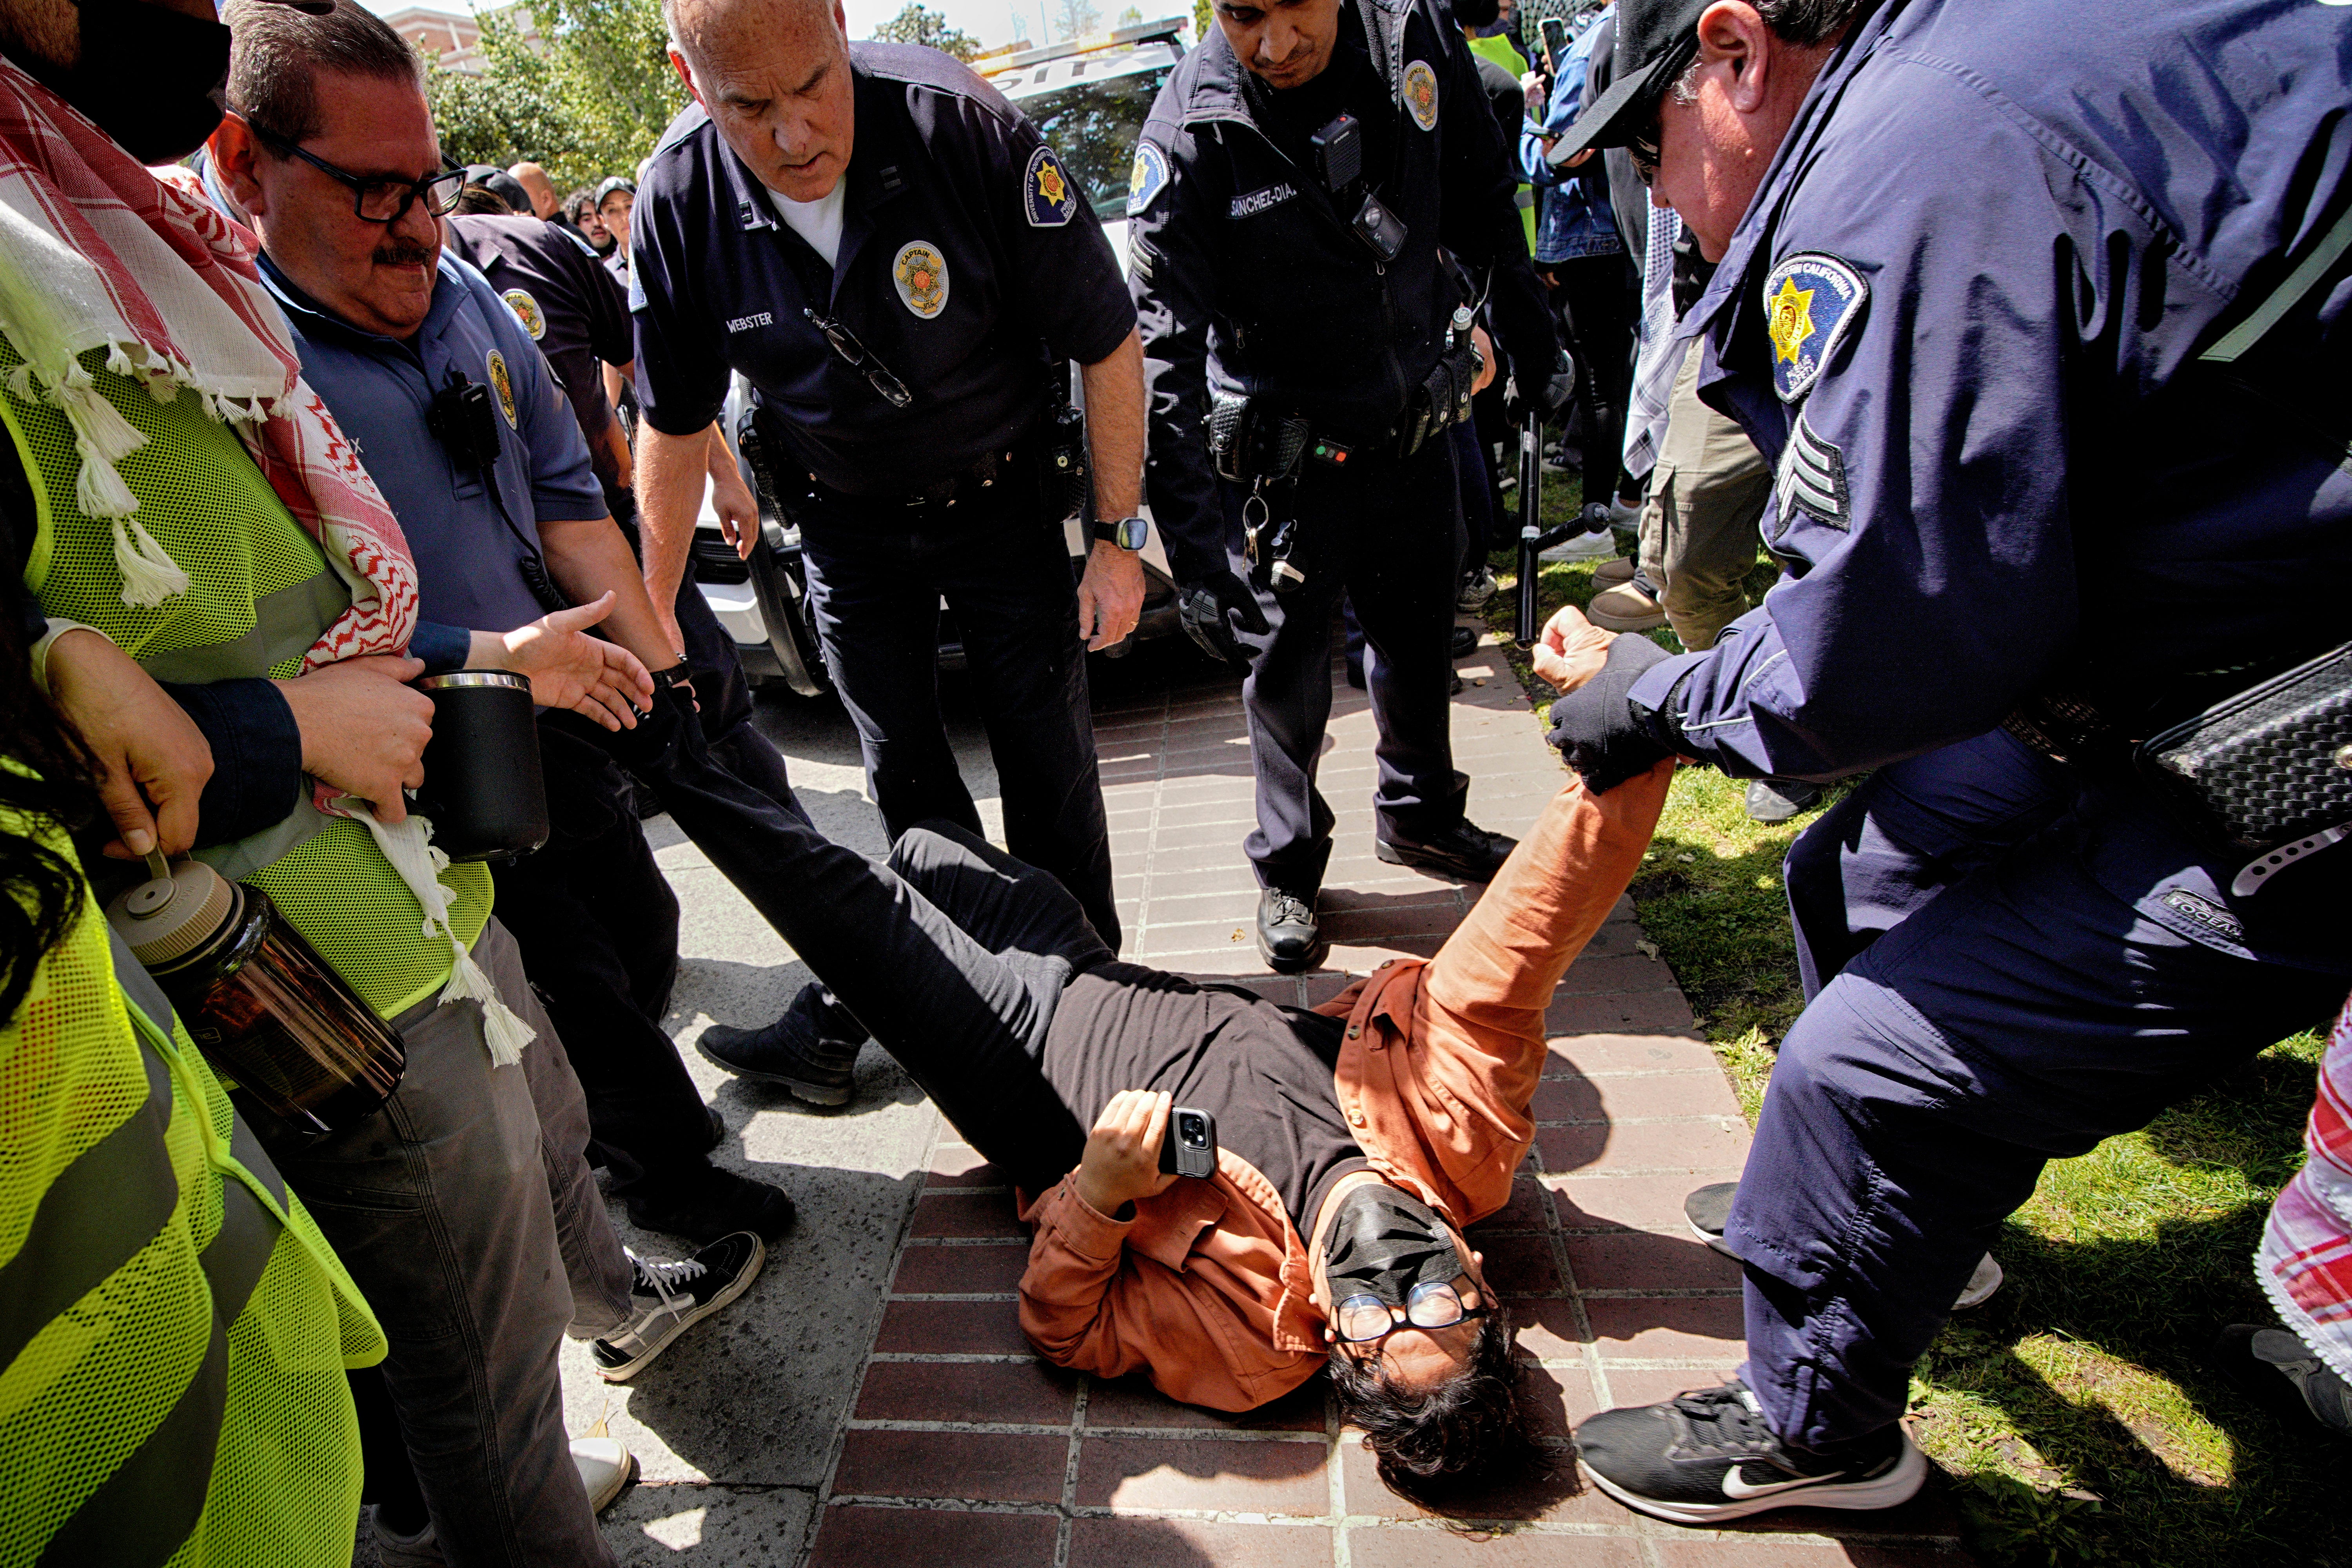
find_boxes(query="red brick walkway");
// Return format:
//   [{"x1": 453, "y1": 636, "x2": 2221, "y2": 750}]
[{"x1": 803, "y1": 636, "x2": 1972, "y2": 1567}]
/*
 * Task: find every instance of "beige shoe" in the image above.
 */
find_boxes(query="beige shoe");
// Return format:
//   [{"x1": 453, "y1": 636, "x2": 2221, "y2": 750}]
[
  {"x1": 573, "y1": 1435, "x2": 635, "y2": 1513},
  {"x1": 1588, "y1": 583, "x2": 1667, "y2": 632},
  {"x1": 1593, "y1": 557, "x2": 1639, "y2": 589}
]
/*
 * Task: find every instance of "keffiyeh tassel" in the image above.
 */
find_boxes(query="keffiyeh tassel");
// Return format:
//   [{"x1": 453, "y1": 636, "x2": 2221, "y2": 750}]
[{"x1": 348, "y1": 802, "x2": 536, "y2": 1068}]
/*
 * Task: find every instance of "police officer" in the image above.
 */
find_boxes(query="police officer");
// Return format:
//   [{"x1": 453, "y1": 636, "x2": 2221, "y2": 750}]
[
  {"x1": 1535, "y1": 0, "x2": 2352, "y2": 1524},
  {"x1": 1129, "y1": 0, "x2": 1559, "y2": 972},
  {"x1": 629, "y1": 0, "x2": 1145, "y2": 964}
]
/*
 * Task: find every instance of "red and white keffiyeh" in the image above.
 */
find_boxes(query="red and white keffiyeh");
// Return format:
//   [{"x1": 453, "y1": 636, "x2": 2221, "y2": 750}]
[
  {"x1": 0, "y1": 55, "x2": 416, "y2": 665},
  {"x1": 2260, "y1": 991, "x2": 2352, "y2": 1384},
  {"x1": 0, "y1": 61, "x2": 532, "y2": 1063}
]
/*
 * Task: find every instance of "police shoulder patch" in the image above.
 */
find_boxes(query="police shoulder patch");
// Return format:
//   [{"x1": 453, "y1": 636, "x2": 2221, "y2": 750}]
[
  {"x1": 1761, "y1": 251, "x2": 1867, "y2": 404},
  {"x1": 1024, "y1": 144, "x2": 1081, "y2": 228},
  {"x1": 1128, "y1": 141, "x2": 1170, "y2": 218},
  {"x1": 1402, "y1": 60, "x2": 1439, "y2": 132},
  {"x1": 892, "y1": 240, "x2": 950, "y2": 319},
  {"x1": 1774, "y1": 409, "x2": 1847, "y2": 530},
  {"x1": 485, "y1": 348, "x2": 519, "y2": 430},
  {"x1": 502, "y1": 289, "x2": 546, "y2": 340}
]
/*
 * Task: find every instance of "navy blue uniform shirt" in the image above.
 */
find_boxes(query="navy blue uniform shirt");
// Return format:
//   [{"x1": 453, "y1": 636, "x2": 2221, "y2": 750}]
[
  {"x1": 628, "y1": 42, "x2": 1135, "y2": 497},
  {"x1": 1624, "y1": 0, "x2": 2352, "y2": 971},
  {"x1": 260, "y1": 252, "x2": 608, "y2": 637},
  {"x1": 448, "y1": 211, "x2": 634, "y2": 496},
  {"x1": 1126, "y1": 0, "x2": 1553, "y2": 579}
]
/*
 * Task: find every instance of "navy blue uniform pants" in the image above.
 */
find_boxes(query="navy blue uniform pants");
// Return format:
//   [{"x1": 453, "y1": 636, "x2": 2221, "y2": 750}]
[
  {"x1": 1728, "y1": 729, "x2": 2345, "y2": 1449},
  {"x1": 1232, "y1": 432, "x2": 1467, "y2": 895},
  {"x1": 796, "y1": 480, "x2": 1118, "y2": 953}
]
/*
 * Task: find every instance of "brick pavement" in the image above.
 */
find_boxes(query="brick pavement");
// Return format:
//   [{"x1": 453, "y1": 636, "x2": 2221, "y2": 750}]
[{"x1": 797, "y1": 632, "x2": 1975, "y2": 1568}]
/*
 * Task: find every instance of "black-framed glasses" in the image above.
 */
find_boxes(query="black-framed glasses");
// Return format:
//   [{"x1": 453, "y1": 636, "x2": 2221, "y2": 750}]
[
  {"x1": 804, "y1": 307, "x2": 913, "y2": 409},
  {"x1": 251, "y1": 123, "x2": 464, "y2": 224},
  {"x1": 1332, "y1": 1281, "x2": 1491, "y2": 1347}
]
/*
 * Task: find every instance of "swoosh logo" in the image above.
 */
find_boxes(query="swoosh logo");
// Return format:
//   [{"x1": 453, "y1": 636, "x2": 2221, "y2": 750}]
[{"x1": 1720, "y1": 1466, "x2": 1823, "y2": 1501}]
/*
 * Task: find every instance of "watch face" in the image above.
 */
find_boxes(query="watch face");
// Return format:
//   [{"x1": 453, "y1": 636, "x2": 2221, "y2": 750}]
[{"x1": 1105, "y1": 516, "x2": 1149, "y2": 550}]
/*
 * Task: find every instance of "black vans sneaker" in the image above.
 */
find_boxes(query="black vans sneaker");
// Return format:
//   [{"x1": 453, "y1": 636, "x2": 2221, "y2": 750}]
[
  {"x1": 592, "y1": 1231, "x2": 765, "y2": 1383},
  {"x1": 1574, "y1": 1380, "x2": 1926, "y2": 1524}
]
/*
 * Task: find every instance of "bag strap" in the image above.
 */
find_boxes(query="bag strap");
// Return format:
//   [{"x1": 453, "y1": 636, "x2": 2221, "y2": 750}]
[{"x1": 2201, "y1": 195, "x2": 2352, "y2": 365}]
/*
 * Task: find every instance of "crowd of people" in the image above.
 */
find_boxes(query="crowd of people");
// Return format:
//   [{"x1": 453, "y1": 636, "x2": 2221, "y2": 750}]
[{"x1": 0, "y1": 0, "x2": 2346, "y2": 1563}]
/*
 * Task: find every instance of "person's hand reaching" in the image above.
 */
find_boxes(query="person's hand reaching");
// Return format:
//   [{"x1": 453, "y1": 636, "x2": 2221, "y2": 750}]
[
  {"x1": 272, "y1": 655, "x2": 432, "y2": 823},
  {"x1": 1074, "y1": 1089, "x2": 1180, "y2": 1219},
  {"x1": 1532, "y1": 602, "x2": 1617, "y2": 693},
  {"x1": 493, "y1": 593, "x2": 655, "y2": 729}
]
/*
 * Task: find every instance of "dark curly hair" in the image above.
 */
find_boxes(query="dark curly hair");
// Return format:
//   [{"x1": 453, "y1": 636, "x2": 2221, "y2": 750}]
[
  {"x1": 0, "y1": 602, "x2": 100, "y2": 1025},
  {"x1": 1327, "y1": 1308, "x2": 1544, "y2": 1501}
]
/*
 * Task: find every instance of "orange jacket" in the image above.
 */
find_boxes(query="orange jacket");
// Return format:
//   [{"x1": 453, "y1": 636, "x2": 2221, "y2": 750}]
[{"x1": 1016, "y1": 761, "x2": 1676, "y2": 1410}]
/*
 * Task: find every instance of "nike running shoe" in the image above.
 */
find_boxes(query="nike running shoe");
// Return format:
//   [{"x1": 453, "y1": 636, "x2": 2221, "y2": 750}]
[{"x1": 1575, "y1": 1379, "x2": 1926, "y2": 1524}]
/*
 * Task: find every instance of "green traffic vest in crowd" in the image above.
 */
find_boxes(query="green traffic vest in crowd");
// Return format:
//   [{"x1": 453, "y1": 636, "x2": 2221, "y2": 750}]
[
  {"x1": 0, "y1": 336, "x2": 493, "y2": 1020},
  {"x1": 1467, "y1": 31, "x2": 1540, "y2": 250},
  {"x1": 0, "y1": 811, "x2": 385, "y2": 1566}
]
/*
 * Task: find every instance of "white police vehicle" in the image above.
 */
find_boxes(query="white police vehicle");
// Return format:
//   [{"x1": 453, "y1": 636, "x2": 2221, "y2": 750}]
[{"x1": 695, "y1": 17, "x2": 1191, "y2": 695}]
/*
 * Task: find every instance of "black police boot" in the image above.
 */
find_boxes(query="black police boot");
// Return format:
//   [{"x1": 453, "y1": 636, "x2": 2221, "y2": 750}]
[
  {"x1": 1256, "y1": 887, "x2": 1327, "y2": 973},
  {"x1": 1376, "y1": 819, "x2": 1518, "y2": 883},
  {"x1": 1450, "y1": 624, "x2": 1480, "y2": 660},
  {"x1": 626, "y1": 1167, "x2": 797, "y2": 1247},
  {"x1": 696, "y1": 984, "x2": 865, "y2": 1107}
]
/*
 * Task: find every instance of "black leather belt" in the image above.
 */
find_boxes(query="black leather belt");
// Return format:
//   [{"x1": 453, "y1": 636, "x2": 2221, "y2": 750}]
[{"x1": 813, "y1": 444, "x2": 1025, "y2": 511}]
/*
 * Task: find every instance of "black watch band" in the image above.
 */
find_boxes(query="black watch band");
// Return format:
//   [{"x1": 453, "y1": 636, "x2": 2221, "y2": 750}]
[{"x1": 1093, "y1": 515, "x2": 1149, "y2": 550}]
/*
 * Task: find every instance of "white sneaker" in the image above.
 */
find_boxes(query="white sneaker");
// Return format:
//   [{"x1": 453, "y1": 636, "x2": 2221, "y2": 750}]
[
  {"x1": 1539, "y1": 528, "x2": 1616, "y2": 563},
  {"x1": 573, "y1": 1435, "x2": 635, "y2": 1513}
]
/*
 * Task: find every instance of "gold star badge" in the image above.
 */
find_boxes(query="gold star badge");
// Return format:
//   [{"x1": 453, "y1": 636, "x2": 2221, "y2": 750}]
[
  {"x1": 1769, "y1": 277, "x2": 1816, "y2": 365},
  {"x1": 1036, "y1": 160, "x2": 1068, "y2": 210}
]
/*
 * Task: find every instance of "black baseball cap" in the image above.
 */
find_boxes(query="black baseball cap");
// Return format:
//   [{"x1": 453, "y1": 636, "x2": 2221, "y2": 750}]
[
  {"x1": 1546, "y1": 0, "x2": 1706, "y2": 167},
  {"x1": 464, "y1": 165, "x2": 534, "y2": 214}
]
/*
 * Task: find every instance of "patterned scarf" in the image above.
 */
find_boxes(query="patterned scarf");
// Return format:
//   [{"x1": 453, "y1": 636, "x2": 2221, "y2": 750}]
[
  {"x1": 2259, "y1": 991, "x2": 2352, "y2": 1383},
  {"x1": 0, "y1": 57, "x2": 417, "y2": 660},
  {"x1": 0, "y1": 63, "x2": 532, "y2": 1065}
]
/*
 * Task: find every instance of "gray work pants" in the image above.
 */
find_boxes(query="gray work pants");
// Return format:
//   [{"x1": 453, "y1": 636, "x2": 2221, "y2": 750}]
[
  {"x1": 1640, "y1": 348, "x2": 1774, "y2": 652},
  {"x1": 254, "y1": 919, "x2": 633, "y2": 1568}
]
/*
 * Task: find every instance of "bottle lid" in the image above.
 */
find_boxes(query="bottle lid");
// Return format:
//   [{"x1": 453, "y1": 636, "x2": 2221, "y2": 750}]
[{"x1": 106, "y1": 851, "x2": 238, "y2": 971}]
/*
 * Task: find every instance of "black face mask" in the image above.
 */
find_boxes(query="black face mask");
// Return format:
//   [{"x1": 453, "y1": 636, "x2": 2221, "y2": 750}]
[
  {"x1": 53, "y1": 0, "x2": 233, "y2": 164},
  {"x1": 1320, "y1": 1184, "x2": 1462, "y2": 1306}
]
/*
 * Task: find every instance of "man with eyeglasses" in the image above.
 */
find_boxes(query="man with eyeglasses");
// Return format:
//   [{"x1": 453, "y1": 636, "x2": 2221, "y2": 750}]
[
  {"x1": 625, "y1": 0, "x2": 1146, "y2": 1009},
  {"x1": 1531, "y1": 0, "x2": 2352, "y2": 1527}
]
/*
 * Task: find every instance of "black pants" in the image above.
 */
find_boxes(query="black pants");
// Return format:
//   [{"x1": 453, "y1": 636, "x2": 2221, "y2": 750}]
[
  {"x1": 1228, "y1": 433, "x2": 1466, "y2": 895},
  {"x1": 1549, "y1": 252, "x2": 1637, "y2": 506},
  {"x1": 795, "y1": 473, "x2": 1118, "y2": 951},
  {"x1": 493, "y1": 726, "x2": 711, "y2": 1198}
]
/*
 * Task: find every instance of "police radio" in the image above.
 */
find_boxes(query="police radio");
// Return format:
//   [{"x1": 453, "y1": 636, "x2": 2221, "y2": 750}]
[
  {"x1": 1312, "y1": 113, "x2": 1406, "y2": 266},
  {"x1": 425, "y1": 370, "x2": 567, "y2": 614}
]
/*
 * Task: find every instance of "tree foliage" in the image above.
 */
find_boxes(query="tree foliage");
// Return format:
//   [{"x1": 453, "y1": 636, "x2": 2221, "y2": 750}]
[
  {"x1": 870, "y1": 3, "x2": 982, "y2": 60},
  {"x1": 424, "y1": 0, "x2": 688, "y2": 191},
  {"x1": 1052, "y1": 0, "x2": 1103, "y2": 40}
]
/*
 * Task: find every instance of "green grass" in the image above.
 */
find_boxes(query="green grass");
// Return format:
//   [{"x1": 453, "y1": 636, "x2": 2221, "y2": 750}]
[{"x1": 1484, "y1": 474, "x2": 2343, "y2": 1568}]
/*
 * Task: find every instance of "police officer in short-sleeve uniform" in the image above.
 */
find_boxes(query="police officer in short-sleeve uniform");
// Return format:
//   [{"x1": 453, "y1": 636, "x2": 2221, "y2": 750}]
[
  {"x1": 628, "y1": 30, "x2": 1144, "y2": 956},
  {"x1": 1127, "y1": 0, "x2": 1559, "y2": 972},
  {"x1": 1535, "y1": 0, "x2": 2352, "y2": 1524}
]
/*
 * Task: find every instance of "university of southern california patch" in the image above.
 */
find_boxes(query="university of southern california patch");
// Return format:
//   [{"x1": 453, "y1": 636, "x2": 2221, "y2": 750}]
[
  {"x1": 1403, "y1": 61, "x2": 1439, "y2": 131},
  {"x1": 502, "y1": 289, "x2": 546, "y2": 340},
  {"x1": 892, "y1": 240, "x2": 950, "y2": 319},
  {"x1": 1761, "y1": 252, "x2": 1867, "y2": 403},
  {"x1": 1024, "y1": 145, "x2": 1081, "y2": 227},
  {"x1": 1129, "y1": 142, "x2": 1169, "y2": 217}
]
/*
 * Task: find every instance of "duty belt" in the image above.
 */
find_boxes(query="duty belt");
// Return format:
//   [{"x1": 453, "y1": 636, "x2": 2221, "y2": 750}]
[{"x1": 813, "y1": 443, "x2": 1027, "y2": 511}]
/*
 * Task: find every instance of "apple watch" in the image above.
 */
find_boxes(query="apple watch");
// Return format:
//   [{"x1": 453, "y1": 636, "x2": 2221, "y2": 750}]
[{"x1": 1094, "y1": 515, "x2": 1149, "y2": 551}]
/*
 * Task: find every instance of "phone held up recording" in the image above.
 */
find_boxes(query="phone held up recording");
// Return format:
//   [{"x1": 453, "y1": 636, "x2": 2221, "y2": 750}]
[{"x1": 1158, "y1": 1106, "x2": 1219, "y2": 1180}]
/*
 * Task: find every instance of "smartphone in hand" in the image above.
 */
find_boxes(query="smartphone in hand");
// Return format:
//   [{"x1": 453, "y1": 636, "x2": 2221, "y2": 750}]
[
  {"x1": 1539, "y1": 15, "x2": 1570, "y2": 74},
  {"x1": 1157, "y1": 1106, "x2": 1219, "y2": 1179}
]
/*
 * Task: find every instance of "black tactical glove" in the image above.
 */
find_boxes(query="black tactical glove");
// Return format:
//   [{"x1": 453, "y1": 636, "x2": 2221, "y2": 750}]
[
  {"x1": 1544, "y1": 631, "x2": 1673, "y2": 793},
  {"x1": 1178, "y1": 571, "x2": 1270, "y2": 668},
  {"x1": 1504, "y1": 346, "x2": 1576, "y2": 426}
]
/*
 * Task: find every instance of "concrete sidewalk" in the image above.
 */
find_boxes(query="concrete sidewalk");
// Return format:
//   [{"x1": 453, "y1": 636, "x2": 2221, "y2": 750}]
[{"x1": 564, "y1": 630, "x2": 1973, "y2": 1566}]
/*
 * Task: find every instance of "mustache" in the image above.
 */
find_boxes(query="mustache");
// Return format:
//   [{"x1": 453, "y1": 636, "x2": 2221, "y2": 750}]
[{"x1": 372, "y1": 241, "x2": 437, "y2": 267}]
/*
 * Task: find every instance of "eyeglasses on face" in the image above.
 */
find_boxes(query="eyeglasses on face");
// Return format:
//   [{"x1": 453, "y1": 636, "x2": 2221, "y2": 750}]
[
  {"x1": 1331, "y1": 1280, "x2": 1491, "y2": 1347},
  {"x1": 803, "y1": 307, "x2": 914, "y2": 409},
  {"x1": 251, "y1": 123, "x2": 465, "y2": 224}
]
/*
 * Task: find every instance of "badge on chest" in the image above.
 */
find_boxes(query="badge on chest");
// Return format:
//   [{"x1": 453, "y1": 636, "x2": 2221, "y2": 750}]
[{"x1": 892, "y1": 240, "x2": 950, "y2": 319}]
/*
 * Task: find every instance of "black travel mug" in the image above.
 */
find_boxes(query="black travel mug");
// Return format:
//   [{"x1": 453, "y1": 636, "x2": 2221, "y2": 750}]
[{"x1": 411, "y1": 670, "x2": 550, "y2": 862}]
